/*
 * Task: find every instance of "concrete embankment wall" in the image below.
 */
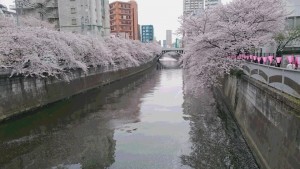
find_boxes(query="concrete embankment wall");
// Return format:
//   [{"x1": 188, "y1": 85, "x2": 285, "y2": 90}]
[
  {"x1": 0, "y1": 60, "x2": 156, "y2": 122},
  {"x1": 215, "y1": 75, "x2": 300, "y2": 169}
]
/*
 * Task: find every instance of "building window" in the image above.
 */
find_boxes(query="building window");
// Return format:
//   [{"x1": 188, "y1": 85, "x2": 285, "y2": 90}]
[
  {"x1": 71, "y1": 8, "x2": 76, "y2": 14},
  {"x1": 296, "y1": 17, "x2": 300, "y2": 27},
  {"x1": 72, "y1": 19, "x2": 77, "y2": 25},
  {"x1": 287, "y1": 17, "x2": 294, "y2": 29}
]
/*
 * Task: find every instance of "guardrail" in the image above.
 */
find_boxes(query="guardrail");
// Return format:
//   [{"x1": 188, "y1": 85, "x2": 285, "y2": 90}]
[{"x1": 243, "y1": 63, "x2": 300, "y2": 99}]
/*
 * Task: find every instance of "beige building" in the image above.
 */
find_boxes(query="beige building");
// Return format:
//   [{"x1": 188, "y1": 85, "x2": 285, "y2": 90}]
[
  {"x1": 109, "y1": 0, "x2": 139, "y2": 40},
  {"x1": 13, "y1": 0, "x2": 110, "y2": 37}
]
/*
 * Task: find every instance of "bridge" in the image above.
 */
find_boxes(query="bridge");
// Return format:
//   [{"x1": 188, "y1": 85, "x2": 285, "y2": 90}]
[
  {"x1": 158, "y1": 48, "x2": 184, "y2": 60},
  {"x1": 161, "y1": 48, "x2": 184, "y2": 55},
  {"x1": 243, "y1": 62, "x2": 300, "y2": 99}
]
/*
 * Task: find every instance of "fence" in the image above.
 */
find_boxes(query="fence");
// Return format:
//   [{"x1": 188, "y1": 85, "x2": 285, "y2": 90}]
[{"x1": 243, "y1": 63, "x2": 300, "y2": 99}]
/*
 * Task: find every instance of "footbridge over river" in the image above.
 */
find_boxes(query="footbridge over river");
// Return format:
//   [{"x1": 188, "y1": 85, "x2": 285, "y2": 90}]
[{"x1": 159, "y1": 48, "x2": 184, "y2": 60}]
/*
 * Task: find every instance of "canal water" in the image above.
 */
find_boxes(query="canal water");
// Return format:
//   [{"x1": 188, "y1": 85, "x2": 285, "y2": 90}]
[{"x1": 0, "y1": 56, "x2": 259, "y2": 169}]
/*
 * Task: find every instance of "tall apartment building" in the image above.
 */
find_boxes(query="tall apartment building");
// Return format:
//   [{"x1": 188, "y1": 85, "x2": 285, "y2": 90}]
[
  {"x1": 183, "y1": 0, "x2": 221, "y2": 15},
  {"x1": 109, "y1": 0, "x2": 139, "y2": 40},
  {"x1": 286, "y1": 0, "x2": 300, "y2": 30},
  {"x1": 262, "y1": 0, "x2": 300, "y2": 54},
  {"x1": 13, "y1": 0, "x2": 110, "y2": 37},
  {"x1": 166, "y1": 30, "x2": 172, "y2": 48},
  {"x1": 283, "y1": 0, "x2": 300, "y2": 52},
  {"x1": 141, "y1": 25, "x2": 154, "y2": 43}
]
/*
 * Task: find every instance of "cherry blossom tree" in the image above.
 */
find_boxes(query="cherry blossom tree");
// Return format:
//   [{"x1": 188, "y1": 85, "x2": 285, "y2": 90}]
[
  {"x1": 0, "y1": 16, "x2": 161, "y2": 78},
  {"x1": 180, "y1": 0, "x2": 287, "y2": 95}
]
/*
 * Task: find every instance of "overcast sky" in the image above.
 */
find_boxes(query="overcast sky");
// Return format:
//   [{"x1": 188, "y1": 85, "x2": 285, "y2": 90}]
[{"x1": 1, "y1": 0, "x2": 232, "y2": 42}]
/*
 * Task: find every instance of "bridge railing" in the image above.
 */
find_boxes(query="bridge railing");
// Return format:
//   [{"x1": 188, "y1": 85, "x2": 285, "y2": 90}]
[
  {"x1": 161, "y1": 48, "x2": 184, "y2": 55},
  {"x1": 243, "y1": 63, "x2": 300, "y2": 99}
]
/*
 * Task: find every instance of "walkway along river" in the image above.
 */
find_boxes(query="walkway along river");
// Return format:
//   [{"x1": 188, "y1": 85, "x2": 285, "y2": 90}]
[{"x1": 0, "y1": 56, "x2": 259, "y2": 169}]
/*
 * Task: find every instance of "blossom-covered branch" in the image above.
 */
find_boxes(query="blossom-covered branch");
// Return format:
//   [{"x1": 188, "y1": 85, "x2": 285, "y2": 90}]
[
  {"x1": 180, "y1": 0, "x2": 287, "y2": 95},
  {"x1": 0, "y1": 16, "x2": 161, "y2": 78}
]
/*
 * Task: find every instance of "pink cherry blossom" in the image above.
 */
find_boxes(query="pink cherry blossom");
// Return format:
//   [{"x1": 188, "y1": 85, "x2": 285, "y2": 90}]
[
  {"x1": 0, "y1": 16, "x2": 162, "y2": 78},
  {"x1": 180, "y1": 0, "x2": 287, "y2": 95}
]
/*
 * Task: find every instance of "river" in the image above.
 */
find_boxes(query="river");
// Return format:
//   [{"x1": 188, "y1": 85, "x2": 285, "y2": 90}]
[{"x1": 0, "y1": 56, "x2": 259, "y2": 169}]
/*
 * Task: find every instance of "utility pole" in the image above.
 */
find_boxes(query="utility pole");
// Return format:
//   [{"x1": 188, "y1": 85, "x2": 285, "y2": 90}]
[
  {"x1": 15, "y1": 0, "x2": 21, "y2": 26},
  {"x1": 15, "y1": 0, "x2": 29, "y2": 26}
]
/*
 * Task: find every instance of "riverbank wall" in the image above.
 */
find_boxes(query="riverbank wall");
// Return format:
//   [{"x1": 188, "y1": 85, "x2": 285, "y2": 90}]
[
  {"x1": 0, "y1": 59, "x2": 157, "y2": 122},
  {"x1": 214, "y1": 75, "x2": 300, "y2": 169}
]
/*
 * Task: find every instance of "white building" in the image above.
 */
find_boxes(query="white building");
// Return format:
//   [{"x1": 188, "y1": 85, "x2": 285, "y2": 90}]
[
  {"x1": 183, "y1": 0, "x2": 221, "y2": 15},
  {"x1": 166, "y1": 30, "x2": 172, "y2": 48},
  {"x1": 285, "y1": 0, "x2": 300, "y2": 51},
  {"x1": 205, "y1": 0, "x2": 221, "y2": 9},
  {"x1": 0, "y1": 4, "x2": 15, "y2": 17},
  {"x1": 13, "y1": 0, "x2": 110, "y2": 37},
  {"x1": 262, "y1": 0, "x2": 300, "y2": 54}
]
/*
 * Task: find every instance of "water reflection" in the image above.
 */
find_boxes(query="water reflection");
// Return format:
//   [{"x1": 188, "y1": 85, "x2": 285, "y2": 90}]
[
  {"x1": 0, "y1": 61, "x2": 258, "y2": 169},
  {"x1": 157, "y1": 55, "x2": 181, "y2": 70},
  {"x1": 0, "y1": 68, "x2": 159, "y2": 169},
  {"x1": 181, "y1": 88, "x2": 259, "y2": 168}
]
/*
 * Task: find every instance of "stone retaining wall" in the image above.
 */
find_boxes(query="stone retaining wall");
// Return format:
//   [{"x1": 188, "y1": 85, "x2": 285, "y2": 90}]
[
  {"x1": 215, "y1": 75, "x2": 300, "y2": 169},
  {"x1": 0, "y1": 59, "x2": 156, "y2": 122}
]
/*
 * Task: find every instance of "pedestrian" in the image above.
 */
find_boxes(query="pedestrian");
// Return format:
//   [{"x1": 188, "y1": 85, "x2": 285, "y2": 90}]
[
  {"x1": 286, "y1": 63, "x2": 294, "y2": 70},
  {"x1": 270, "y1": 59, "x2": 277, "y2": 66}
]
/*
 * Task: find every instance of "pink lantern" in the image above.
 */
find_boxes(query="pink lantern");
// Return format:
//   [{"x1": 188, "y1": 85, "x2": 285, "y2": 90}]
[
  {"x1": 276, "y1": 57, "x2": 282, "y2": 63},
  {"x1": 257, "y1": 57, "x2": 262, "y2": 63},
  {"x1": 287, "y1": 55, "x2": 294, "y2": 64},
  {"x1": 253, "y1": 55, "x2": 258, "y2": 61},
  {"x1": 262, "y1": 57, "x2": 268, "y2": 64},
  {"x1": 250, "y1": 55, "x2": 253, "y2": 60},
  {"x1": 268, "y1": 55, "x2": 274, "y2": 63},
  {"x1": 246, "y1": 55, "x2": 250, "y2": 60},
  {"x1": 295, "y1": 55, "x2": 300, "y2": 65}
]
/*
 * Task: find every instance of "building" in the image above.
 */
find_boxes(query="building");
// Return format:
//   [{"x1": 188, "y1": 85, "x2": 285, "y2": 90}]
[
  {"x1": 109, "y1": 0, "x2": 139, "y2": 40},
  {"x1": 12, "y1": 0, "x2": 110, "y2": 37},
  {"x1": 183, "y1": 0, "x2": 203, "y2": 15},
  {"x1": 205, "y1": 0, "x2": 221, "y2": 8},
  {"x1": 166, "y1": 30, "x2": 172, "y2": 48},
  {"x1": 158, "y1": 40, "x2": 162, "y2": 46},
  {"x1": 183, "y1": 0, "x2": 221, "y2": 15},
  {"x1": 175, "y1": 38, "x2": 183, "y2": 48},
  {"x1": 163, "y1": 40, "x2": 167, "y2": 48},
  {"x1": 284, "y1": 0, "x2": 300, "y2": 52},
  {"x1": 261, "y1": 0, "x2": 300, "y2": 54},
  {"x1": 59, "y1": 0, "x2": 110, "y2": 36},
  {"x1": 141, "y1": 25, "x2": 154, "y2": 43},
  {"x1": 0, "y1": 4, "x2": 15, "y2": 17}
]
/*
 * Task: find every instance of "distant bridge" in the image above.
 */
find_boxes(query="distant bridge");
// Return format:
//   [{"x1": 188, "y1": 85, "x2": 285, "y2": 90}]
[
  {"x1": 158, "y1": 48, "x2": 184, "y2": 60},
  {"x1": 161, "y1": 48, "x2": 184, "y2": 55}
]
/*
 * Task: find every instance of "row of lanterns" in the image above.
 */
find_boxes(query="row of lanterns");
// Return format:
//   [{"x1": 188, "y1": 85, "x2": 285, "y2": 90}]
[{"x1": 230, "y1": 55, "x2": 300, "y2": 65}]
